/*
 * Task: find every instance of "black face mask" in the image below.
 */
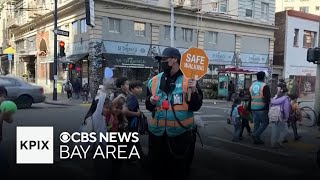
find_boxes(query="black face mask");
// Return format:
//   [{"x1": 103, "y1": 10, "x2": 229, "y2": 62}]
[{"x1": 160, "y1": 62, "x2": 172, "y2": 74}]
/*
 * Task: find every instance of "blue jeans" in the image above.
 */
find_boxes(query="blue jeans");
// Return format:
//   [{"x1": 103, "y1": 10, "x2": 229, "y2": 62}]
[
  {"x1": 252, "y1": 110, "x2": 269, "y2": 139},
  {"x1": 233, "y1": 123, "x2": 242, "y2": 141}
]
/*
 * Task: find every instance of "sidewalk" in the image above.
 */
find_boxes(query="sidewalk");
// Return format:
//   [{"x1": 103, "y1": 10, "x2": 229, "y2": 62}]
[
  {"x1": 210, "y1": 121, "x2": 320, "y2": 159},
  {"x1": 44, "y1": 93, "x2": 92, "y2": 106}
]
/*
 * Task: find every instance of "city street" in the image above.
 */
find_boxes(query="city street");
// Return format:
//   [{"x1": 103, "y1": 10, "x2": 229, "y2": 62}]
[{"x1": 1, "y1": 99, "x2": 320, "y2": 179}]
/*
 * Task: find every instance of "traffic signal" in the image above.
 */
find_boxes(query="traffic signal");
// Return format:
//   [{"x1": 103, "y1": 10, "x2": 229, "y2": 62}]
[
  {"x1": 307, "y1": 47, "x2": 320, "y2": 64},
  {"x1": 59, "y1": 41, "x2": 66, "y2": 57},
  {"x1": 68, "y1": 63, "x2": 74, "y2": 69}
]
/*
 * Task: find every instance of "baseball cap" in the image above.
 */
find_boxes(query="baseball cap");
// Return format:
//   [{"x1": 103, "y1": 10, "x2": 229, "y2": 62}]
[{"x1": 155, "y1": 47, "x2": 181, "y2": 61}]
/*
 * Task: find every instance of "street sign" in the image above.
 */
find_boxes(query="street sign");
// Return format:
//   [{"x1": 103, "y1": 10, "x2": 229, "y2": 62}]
[
  {"x1": 55, "y1": 29, "x2": 69, "y2": 37},
  {"x1": 8, "y1": 54, "x2": 12, "y2": 61},
  {"x1": 85, "y1": 0, "x2": 95, "y2": 27},
  {"x1": 180, "y1": 47, "x2": 209, "y2": 80}
]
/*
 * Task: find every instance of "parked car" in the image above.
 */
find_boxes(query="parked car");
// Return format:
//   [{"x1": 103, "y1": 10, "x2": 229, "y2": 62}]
[{"x1": 0, "y1": 76, "x2": 45, "y2": 109}]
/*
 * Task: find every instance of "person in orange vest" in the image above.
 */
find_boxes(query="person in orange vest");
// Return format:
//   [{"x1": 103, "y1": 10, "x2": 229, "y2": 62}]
[
  {"x1": 145, "y1": 47, "x2": 203, "y2": 180},
  {"x1": 249, "y1": 71, "x2": 271, "y2": 144}
]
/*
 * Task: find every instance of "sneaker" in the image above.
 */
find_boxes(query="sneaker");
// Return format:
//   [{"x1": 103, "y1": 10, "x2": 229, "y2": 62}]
[{"x1": 83, "y1": 101, "x2": 85, "y2": 103}]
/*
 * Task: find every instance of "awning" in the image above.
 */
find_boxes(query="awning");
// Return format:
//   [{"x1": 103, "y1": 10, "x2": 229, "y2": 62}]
[
  {"x1": 66, "y1": 53, "x2": 88, "y2": 63},
  {"x1": 103, "y1": 53, "x2": 157, "y2": 69}
]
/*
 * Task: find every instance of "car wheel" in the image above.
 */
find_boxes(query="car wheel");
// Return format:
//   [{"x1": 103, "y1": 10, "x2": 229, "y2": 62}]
[{"x1": 16, "y1": 95, "x2": 33, "y2": 109}]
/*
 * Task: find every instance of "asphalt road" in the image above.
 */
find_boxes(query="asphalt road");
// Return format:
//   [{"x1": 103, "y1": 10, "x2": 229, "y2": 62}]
[{"x1": 1, "y1": 102, "x2": 319, "y2": 180}]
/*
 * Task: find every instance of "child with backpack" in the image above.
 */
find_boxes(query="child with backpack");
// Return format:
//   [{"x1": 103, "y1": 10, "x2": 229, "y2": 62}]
[
  {"x1": 238, "y1": 99, "x2": 253, "y2": 137},
  {"x1": 269, "y1": 87, "x2": 291, "y2": 148},
  {"x1": 229, "y1": 98, "x2": 243, "y2": 142}
]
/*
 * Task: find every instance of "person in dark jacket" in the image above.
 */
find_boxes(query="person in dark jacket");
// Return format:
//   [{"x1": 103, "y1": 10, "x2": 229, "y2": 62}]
[{"x1": 73, "y1": 78, "x2": 82, "y2": 99}]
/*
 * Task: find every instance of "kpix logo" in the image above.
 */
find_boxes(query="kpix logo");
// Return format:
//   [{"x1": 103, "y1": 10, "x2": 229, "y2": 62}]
[{"x1": 16, "y1": 127, "x2": 54, "y2": 164}]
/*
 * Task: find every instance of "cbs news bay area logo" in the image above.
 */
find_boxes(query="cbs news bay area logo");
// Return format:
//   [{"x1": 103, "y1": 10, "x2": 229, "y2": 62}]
[{"x1": 16, "y1": 127, "x2": 140, "y2": 164}]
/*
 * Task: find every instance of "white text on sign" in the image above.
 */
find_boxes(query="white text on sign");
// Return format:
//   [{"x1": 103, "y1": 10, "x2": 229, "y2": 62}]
[{"x1": 184, "y1": 54, "x2": 205, "y2": 71}]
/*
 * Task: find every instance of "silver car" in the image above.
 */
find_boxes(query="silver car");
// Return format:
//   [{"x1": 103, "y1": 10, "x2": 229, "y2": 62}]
[{"x1": 0, "y1": 76, "x2": 46, "y2": 108}]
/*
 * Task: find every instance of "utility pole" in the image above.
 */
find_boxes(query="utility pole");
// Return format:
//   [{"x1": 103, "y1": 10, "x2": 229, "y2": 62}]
[
  {"x1": 314, "y1": 13, "x2": 320, "y2": 127},
  {"x1": 170, "y1": 0, "x2": 174, "y2": 47},
  {"x1": 53, "y1": 0, "x2": 58, "y2": 101}
]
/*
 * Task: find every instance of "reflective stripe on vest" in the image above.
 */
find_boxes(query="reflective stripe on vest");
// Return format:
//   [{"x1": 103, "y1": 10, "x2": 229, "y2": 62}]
[
  {"x1": 147, "y1": 73, "x2": 194, "y2": 137},
  {"x1": 250, "y1": 81, "x2": 266, "y2": 110}
]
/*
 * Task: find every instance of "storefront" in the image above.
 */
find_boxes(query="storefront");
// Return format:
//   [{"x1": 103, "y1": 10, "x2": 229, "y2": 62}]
[
  {"x1": 103, "y1": 41, "x2": 157, "y2": 82},
  {"x1": 67, "y1": 40, "x2": 90, "y2": 85},
  {"x1": 66, "y1": 53, "x2": 89, "y2": 84}
]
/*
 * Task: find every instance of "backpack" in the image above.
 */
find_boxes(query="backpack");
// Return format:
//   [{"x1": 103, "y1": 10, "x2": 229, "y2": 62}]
[
  {"x1": 268, "y1": 105, "x2": 283, "y2": 122},
  {"x1": 65, "y1": 84, "x2": 71, "y2": 91},
  {"x1": 82, "y1": 84, "x2": 89, "y2": 92},
  {"x1": 230, "y1": 105, "x2": 241, "y2": 125}
]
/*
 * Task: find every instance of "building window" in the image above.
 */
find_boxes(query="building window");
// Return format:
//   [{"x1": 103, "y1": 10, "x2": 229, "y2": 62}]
[
  {"x1": 208, "y1": 31, "x2": 217, "y2": 44},
  {"x1": 303, "y1": 30, "x2": 317, "y2": 48},
  {"x1": 134, "y1": 22, "x2": 146, "y2": 37},
  {"x1": 299, "y1": 6, "x2": 309, "y2": 13},
  {"x1": 261, "y1": 3, "x2": 269, "y2": 20},
  {"x1": 220, "y1": 0, "x2": 228, "y2": 13},
  {"x1": 80, "y1": 19, "x2": 87, "y2": 33},
  {"x1": 109, "y1": 18, "x2": 120, "y2": 33},
  {"x1": 182, "y1": 28, "x2": 193, "y2": 42},
  {"x1": 293, "y1": 29, "x2": 299, "y2": 47},
  {"x1": 316, "y1": 6, "x2": 320, "y2": 11},
  {"x1": 245, "y1": 0, "x2": 254, "y2": 18},
  {"x1": 285, "y1": 7, "x2": 294, "y2": 10},
  {"x1": 164, "y1": 26, "x2": 176, "y2": 40},
  {"x1": 72, "y1": 21, "x2": 78, "y2": 35}
]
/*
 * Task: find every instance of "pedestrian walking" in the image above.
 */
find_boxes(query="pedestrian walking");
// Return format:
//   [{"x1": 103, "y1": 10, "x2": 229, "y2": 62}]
[
  {"x1": 269, "y1": 86, "x2": 290, "y2": 148},
  {"x1": 145, "y1": 47, "x2": 203, "y2": 180},
  {"x1": 249, "y1": 71, "x2": 271, "y2": 144},
  {"x1": 229, "y1": 98, "x2": 243, "y2": 142},
  {"x1": 64, "y1": 80, "x2": 73, "y2": 99},
  {"x1": 238, "y1": 99, "x2": 252, "y2": 137},
  {"x1": 123, "y1": 80, "x2": 145, "y2": 164},
  {"x1": 81, "y1": 82, "x2": 90, "y2": 103},
  {"x1": 73, "y1": 78, "x2": 81, "y2": 99},
  {"x1": 228, "y1": 81, "x2": 235, "y2": 101}
]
